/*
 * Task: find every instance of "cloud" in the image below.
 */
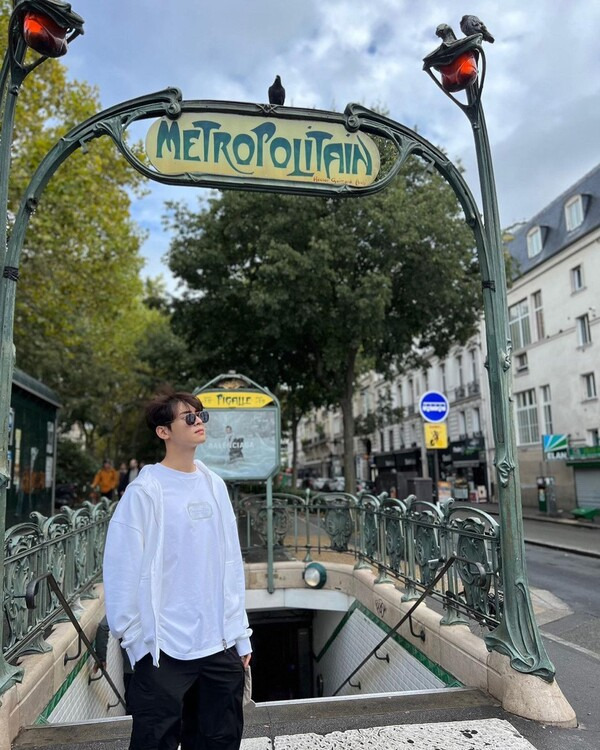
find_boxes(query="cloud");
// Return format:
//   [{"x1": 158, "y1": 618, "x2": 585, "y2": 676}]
[{"x1": 66, "y1": 1, "x2": 600, "y2": 284}]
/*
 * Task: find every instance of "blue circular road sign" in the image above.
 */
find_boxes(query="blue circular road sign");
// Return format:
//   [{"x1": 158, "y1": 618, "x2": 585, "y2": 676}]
[{"x1": 419, "y1": 391, "x2": 449, "y2": 423}]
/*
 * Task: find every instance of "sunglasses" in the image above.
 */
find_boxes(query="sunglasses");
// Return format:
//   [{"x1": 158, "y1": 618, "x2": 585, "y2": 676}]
[{"x1": 179, "y1": 410, "x2": 210, "y2": 426}]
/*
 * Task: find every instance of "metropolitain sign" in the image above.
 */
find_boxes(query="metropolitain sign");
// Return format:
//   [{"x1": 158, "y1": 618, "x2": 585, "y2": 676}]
[{"x1": 145, "y1": 112, "x2": 380, "y2": 188}]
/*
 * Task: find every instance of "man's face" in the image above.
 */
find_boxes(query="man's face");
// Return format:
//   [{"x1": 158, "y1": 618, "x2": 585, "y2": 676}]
[{"x1": 164, "y1": 401, "x2": 207, "y2": 447}]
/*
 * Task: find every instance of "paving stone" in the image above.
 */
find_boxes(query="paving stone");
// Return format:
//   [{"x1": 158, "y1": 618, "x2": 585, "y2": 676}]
[{"x1": 273, "y1": 718, "x2": 536, "y2": 749}]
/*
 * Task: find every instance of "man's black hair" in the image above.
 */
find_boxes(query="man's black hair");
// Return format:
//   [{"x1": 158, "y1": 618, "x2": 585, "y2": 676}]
[{"x1": 145, "y1": 387, "x2": 204, "y2": 433}]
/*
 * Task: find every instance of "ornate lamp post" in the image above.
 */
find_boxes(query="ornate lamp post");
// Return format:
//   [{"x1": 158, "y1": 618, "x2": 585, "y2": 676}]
[
  {"x1": 0, "y1": 0, "x2": 83, "y2": 694},
  {"x1": 423, "y1": 23, "x2": 554, "y2": 680}
]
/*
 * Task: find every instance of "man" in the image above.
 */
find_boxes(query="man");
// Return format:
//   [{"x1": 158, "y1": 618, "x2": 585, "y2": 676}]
[
  {"x1": 92, "y1": 459, "x2": 119, "y2": 500},
  {"x1": 103, "y1": 389, "x2": 252, "y2": 750}
]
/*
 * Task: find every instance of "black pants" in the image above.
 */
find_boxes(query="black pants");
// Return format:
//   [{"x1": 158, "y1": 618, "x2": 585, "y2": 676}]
[{"x1": 128, "y1": 648, "x2": 244, "y2": 750}]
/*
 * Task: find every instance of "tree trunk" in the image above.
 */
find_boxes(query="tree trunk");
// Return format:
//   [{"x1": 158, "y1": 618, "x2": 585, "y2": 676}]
[
  {"x1": 290, "y1": 412, "x2": 300, "y2": 490},
  {"x1": 339, "y1": 349, "x2": 357, "y2": 494}
]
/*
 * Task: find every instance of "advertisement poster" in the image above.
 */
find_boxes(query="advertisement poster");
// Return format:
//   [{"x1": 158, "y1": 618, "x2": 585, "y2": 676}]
[{"x1": 196, "y1": 408, "x2": 279, "y2": 481}]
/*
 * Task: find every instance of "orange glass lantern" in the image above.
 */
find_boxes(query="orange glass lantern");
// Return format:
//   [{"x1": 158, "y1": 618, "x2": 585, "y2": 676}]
[
  {"x1": 438, "y1": 52, "x2": 478, "y2": 93},
  {"x1": 22, "y1": 12, "x2": 68, "y2": 57}
]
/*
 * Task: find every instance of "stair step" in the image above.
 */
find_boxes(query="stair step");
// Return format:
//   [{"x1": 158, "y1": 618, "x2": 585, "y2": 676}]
[{"x1": 15, "y1": 688, "x2": 500, "y2": 749}]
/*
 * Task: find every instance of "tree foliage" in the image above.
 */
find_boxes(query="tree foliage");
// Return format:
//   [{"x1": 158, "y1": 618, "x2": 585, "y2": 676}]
[
  {"x1": 166, "y1": 155, "x2": 482, "y2": 489},
  {"x1": 1, "y1": 4, "x2": 187, "y2": 468}
]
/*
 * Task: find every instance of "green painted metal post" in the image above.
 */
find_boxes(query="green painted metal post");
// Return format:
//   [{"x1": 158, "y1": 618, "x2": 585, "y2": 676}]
[
  {"x1": 0, "y1": 7, "x2": 30, "y2": 697},
  {"x1": 266, "y1": 475, "x2": 274, "y2": 594},
  {"x1": 0, "y1": 0, "x2": 83, "y2": 695},
  {"x1": 464, "y1": 84, "x2": 554, "y2": 679},
  {"x1": 423, "y1": 32, "x2": 554, "y2": 680}
]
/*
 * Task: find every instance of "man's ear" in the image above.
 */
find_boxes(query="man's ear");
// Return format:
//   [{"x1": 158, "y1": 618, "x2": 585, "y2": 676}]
[{"x1": 156, "y1": 425, "x2": 170, "y2": 441}]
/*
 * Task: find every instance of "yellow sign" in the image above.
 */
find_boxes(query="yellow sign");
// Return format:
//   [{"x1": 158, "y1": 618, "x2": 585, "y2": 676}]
[
  {"x1": 199, "y1": 391, "x2": 274, "y2": 409},
  {"x1": 145, "y1": 112, "x2": 380, "y2": 188},
  {"x1": 424, "y1": 422, "x2": 448, "y2": 449}
]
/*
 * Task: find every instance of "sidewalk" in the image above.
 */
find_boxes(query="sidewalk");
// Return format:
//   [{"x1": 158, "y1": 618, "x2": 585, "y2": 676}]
[{"x1": 474, "y1": 502, "x2": 600, "y2": 558}]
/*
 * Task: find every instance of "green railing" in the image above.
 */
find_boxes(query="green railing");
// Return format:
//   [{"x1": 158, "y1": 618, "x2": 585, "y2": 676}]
[
  {"x1": 2, "y1": 499, "x2": 113, "y2": 662},
  {"x1": 237, "y1": 491, "x2": 502, "y2": 629},
  {"x1": 2, "y1": 489, "x2": 501, "y2": 679}
]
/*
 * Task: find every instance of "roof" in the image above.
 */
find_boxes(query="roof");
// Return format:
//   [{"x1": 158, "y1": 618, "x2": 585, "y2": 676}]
[
  {"x1": 505, "y1": 163, "x2": 600, "y2": 279},
  {"x1": 12, "y1": 367, "x2": 61, "y2": 408}
]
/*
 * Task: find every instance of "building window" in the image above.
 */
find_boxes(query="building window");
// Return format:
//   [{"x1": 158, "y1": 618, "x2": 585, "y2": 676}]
[
  {"x1": 472, "y1": 407, "x2": 481, "y2": 434},
  {"x1": 458, "y1": 411, "x2": 467, "y2": 437},
  {"x1": 527, "y1": 226, "x2": 543, "y2": 258},
  {"x1": 440, "y1": 362, "x2": 447, "y2": 393},
  {"x1": 571, "y1": 265, "x2": 584, "y2": 292},
  {"x1": 509, "y1": 299, "x2": 531, "y2": 350},
  {"x1": 576, "y1": 314, "x2": 591, "y2": 346},
  {"x1": 388, "y1": 429, "x2": 394, "y2": 451},
  {"x1": 397, "y1": 384, "x2": 403, "y2": 408},
  {"x1": 362, "y1": 390, "x2": 371, "y2": 414},
  {"x1": 469, "y1": 349, "x2": 478, "y2": 382},
  {"x1": 456, "y1": 355, "x2": 464, "y2": 387},
  {"x1": 515, "y1": 352, "x2": 528, "y2": 373},
  {"x1": 565, "y1": 195, "x2": 584, "y2": 231},
  {"x1": 589, "y1": 428, "x2": 599, "y2": 446},
  {"x1": 423, "y1": 370, "x2": 429, "y2": 391},
  {"x1": 583, "y1": 372, "x2": 597, "y2": 400},
  {"x1": 515, "y1": 389, "x2": 539, "y2": 445},
  {"x1": 540, "y1": 385, "x2": 553, "y2": 434},
  {"x1": 532, "y1": 291, "x2": 544, "y2": 340},
  {"x1": 379, "y1": 430, "x2": 385, "y2": 451},
  {"x1": 408, "y1": 378, "x2": 414, "y2": 407}
]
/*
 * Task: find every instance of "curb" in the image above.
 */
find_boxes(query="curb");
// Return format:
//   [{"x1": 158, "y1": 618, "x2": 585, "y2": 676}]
[
  {"x1": 524, "y1": 538, "x2": 600, "y2": 559},
  {"x1": 478, "y1": 506, "x2": 600, "y2": 531}
]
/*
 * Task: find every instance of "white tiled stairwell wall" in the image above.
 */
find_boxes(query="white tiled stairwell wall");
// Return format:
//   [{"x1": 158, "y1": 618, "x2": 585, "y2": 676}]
[
  {"x1": 40, "y1": 631, "x2": 126, "y2": 723},
  {"x1": 315, "y1": 603, "x2": 458, "y2": 697}
]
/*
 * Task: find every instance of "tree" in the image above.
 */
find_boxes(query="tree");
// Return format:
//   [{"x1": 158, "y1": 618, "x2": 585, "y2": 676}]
[
  {"x1": 1, "y1": 4, "x2": 168, "y2": 465},
  {"x1": 166, "y1": 158, "x2": 481, "y2": 492}
]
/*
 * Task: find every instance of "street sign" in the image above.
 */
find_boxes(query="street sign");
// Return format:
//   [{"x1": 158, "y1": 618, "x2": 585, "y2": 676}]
[
  {"x1": 418, "y1": 390, "x2": 449, "y2": 423},
  {"x1": 542, "y1": 434, "x2": 568, "y2": 461},
  {"x1": 146, "y1": 112, "x2": 380, "y2": 188},
  {"x1": 424, "y1": 422, "x2": 448, "y2": 449}
]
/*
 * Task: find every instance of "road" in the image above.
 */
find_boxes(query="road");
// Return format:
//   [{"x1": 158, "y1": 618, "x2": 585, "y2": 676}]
[{"x1": 521, "y1": 543, "x2": 600, "y2": 748}]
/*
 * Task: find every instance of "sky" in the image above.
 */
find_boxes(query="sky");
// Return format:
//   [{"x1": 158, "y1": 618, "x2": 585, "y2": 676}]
[{"x1": 62, "y1": 1, "x2": 600, "y2": 291}]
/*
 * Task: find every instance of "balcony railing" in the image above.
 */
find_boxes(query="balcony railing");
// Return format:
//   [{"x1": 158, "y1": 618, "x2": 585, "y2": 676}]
[
  {"x1": 3, "y1": 499, "x2": 113, "y2": 663},
  {"x1": 236, "y1": 491, "x2": 502, "y2": 629},
  {"x1": 467, "y1": 381, "x2": 480, "y2": 396},
  {"x1": 453, "y1": 385, "x2": 466, "y2": 400}
]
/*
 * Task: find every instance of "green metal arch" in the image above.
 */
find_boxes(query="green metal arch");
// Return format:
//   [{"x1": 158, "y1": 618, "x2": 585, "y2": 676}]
[{"x1": 1, "y1": 88, "x2": 554, "y2": 683}]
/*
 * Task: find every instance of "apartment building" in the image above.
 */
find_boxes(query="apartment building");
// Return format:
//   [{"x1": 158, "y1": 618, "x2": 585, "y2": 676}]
[{"x1": 296, "y1": 164, "x2": 600, "y2": 510}]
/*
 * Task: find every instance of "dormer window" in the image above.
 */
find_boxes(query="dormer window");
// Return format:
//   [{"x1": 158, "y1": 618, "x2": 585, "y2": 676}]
[
  {"x1": 526, "y1": 226, "x2": 543, "y2": 258},
  {"x1": 565, "y1": 195, "x2": 584, "y2": 231}
]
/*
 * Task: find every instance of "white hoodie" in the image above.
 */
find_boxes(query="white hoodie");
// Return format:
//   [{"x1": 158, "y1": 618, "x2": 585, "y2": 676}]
[{"x1": 103, "y1": 460, "x2": 252, "y2": 667}]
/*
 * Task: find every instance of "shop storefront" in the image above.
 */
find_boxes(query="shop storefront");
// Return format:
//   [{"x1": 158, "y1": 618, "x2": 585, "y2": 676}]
[
  {"x1": 436, "y1": 437, "x2": 488, "y2": 502},
  {"x1": 567, "y1": 446, "x2": 600, "y2": 509},
  {"x1": 373, "y1": 448, "x2": 422, "y2": 497}
]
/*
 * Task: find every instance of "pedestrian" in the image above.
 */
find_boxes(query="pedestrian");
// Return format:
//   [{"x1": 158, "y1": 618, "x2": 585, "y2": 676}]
[
  {"x1": 93, "y1": 614, "x2": 133, "y2": 713},
  {"x1": 117, "y1": 462, "x2": 127, "y2": 496},
  {"x1": 103, "y1": 388, "x2": 252, "y2": 750},
  {"x1": 92, "y1": 459, "x2": 119, "y2": 501},
  {"x1": 117, "y1": 458, "x2": 139, "y2": 497}
]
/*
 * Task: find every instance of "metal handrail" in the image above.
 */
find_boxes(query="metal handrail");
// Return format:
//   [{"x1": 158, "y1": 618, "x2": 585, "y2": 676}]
[
  {"x1": 26, "y1": 572, "x2": 125, "y2": 710},
  {"x1": 332, "y1": 555, "x2": 486, "y2": 696}
]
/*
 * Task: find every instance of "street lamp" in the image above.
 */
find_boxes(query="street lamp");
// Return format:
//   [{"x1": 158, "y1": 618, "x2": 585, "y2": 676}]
[
  {"x1": 423, "y1": 24, "x2": 554, "y2": 680},
  {"x1": 0, "y1": 0, "x2": 83, "y2": 695}
]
